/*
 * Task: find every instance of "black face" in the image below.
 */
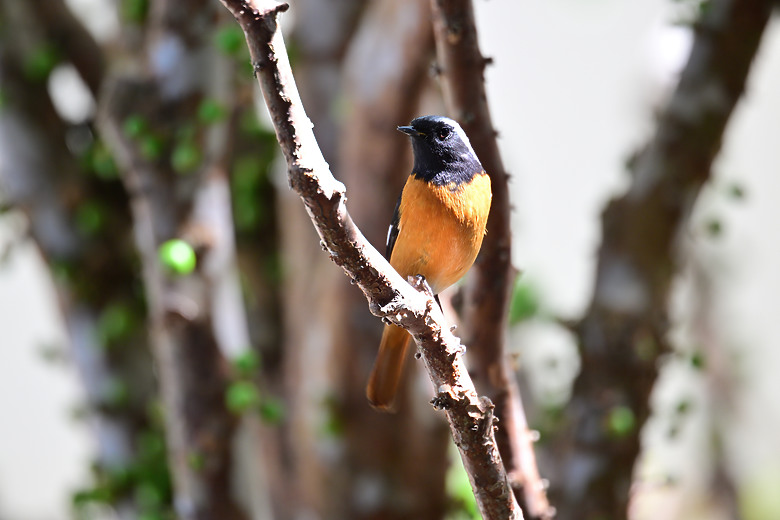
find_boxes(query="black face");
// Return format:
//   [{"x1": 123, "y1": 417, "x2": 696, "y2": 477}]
[{"x1": 398, "y1": 116, "x2": 483, "y2": 187}]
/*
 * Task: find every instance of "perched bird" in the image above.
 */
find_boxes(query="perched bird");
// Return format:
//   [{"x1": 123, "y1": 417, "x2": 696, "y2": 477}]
[{"x1": 366, "y1": 115, "x2": 492, "y2": 411}]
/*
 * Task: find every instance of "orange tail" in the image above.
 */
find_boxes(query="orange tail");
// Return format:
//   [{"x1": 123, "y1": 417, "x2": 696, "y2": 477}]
[{"x1": 366, "y1": 324, "x2": 412, "y2": 411}]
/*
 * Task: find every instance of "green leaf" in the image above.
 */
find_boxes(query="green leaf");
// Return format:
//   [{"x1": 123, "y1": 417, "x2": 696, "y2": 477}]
[
  {"x1": 214, "y1": 26, "x2": 245, "y2": 56},
  {"x1": 24, "y1": 45, "x2": 60, "y2": 82},
  {"x1": 606, "y1": 405, "x2": 636, "y2": 438},
  {"x1": 232, "y1": 350, "x2": 261, "y2": 377},
  {"x1": 123, "y1": 114, "x2": 148, "y2": 138},
  {"x1": 158, "y1": 239, "x2": 197, "y2": 275},
  {"x1": 509, "y1": 279, "x2": 540, "y2": 324},
  {"x1": 197, "y1": 98, "x2": 227, "y2": 124},
  {"x1": 75, "y1": 201, "x2": 106, "y2": 236},
  {"x1": 97, "y1": 302, "x2": 135, "y2": 347},
  {"x1": 259, "y1": 396, "x2": 285, "y2": 424},
  {"x1": 139, "y1": 135, "x2": 164, "y2": 161},
  {"x1": 171, "y1": 141, "x2": 201, "y2": 174},
  {"x1": 226, "y1": 381, "x2": 261, "y2": 414},
  {"x1": 122, "y1": 0, "x2": 149, "y2": 23}
]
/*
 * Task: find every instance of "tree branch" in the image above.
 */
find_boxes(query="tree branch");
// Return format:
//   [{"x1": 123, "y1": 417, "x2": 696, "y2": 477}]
[
  {"x1": 218, "y1": 1, "x2": 522, "y2": 518},
  {"x1": 549, "y1": 0, "x2": 774, "y2": 517},
  {"x1": 430, "y1": 1, "x2": 553, "y2": 518}
]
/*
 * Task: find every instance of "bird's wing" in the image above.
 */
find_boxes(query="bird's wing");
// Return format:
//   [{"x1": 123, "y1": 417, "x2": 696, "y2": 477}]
[{"x1": 385, "y1": 192, "x2": 402, "y2": 260}]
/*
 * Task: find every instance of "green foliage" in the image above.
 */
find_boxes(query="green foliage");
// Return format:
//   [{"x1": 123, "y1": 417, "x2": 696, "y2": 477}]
[
  {"x1": 197, "y1": 98, "x2": 228, "y2": 124},
  {"x1": 139, "y1": 135, "x2": 164, "y2": 161},
  {"x1": 259, "y1": 396, "x2": 285, "y2": 424},
  {"x1": 226, "y1": 380, "x2": 261, "y2": 414},
  {"x1": 690, "y1": 350, "x2": 706, "y2": 370},
  {"x1": 75, "y1": 201, "x2": 107, "y2": 236},
  {"x1": 86, "y1": 141, "x2": 119, "y2": 180},
  {"x1": 508, "y1": 278, "x2": 540, "y2": 324},
  {"x1": 231, "y1": 154, "x2": 270, "y2": 232},
  {"x1": 606, "y1": 405, "x2": 636, "y2": 438},
  {"x1": 705, "y1": 217, "x2": 723, "y2": 238},
  {"x1": 320, "y1": 395, "x2": 344, "y2": 438},
  {"x1": 97, "y1": 301, "x2": 137, "y2": 348},
  {"x1": 123, "y1": 115, "x2": 149, "y2": 139},
  {"x1": 232, "y1": 350, "x2": 261, "y2": 378},
  {"x1": 23, "y1": 44, "x2": 60, "y2": 82},
  {"x1": 445, "y1": 444, "x2": 479, "y2": 520},
  {"x1": 158, "y1": 239, "x2": 197, "y2": 275},
  {"x1": 72, "y1": 425, "x2": 173, "y2": 518},
  {"x1": 171, "y1": 140, "x2": 201, "y2": 174},
  {"x1": 122, "y1": 0, "x2": 149, "y2": 24},
  {"x1": 214, "y1": 25, "x2": 245, "y2": 56}
]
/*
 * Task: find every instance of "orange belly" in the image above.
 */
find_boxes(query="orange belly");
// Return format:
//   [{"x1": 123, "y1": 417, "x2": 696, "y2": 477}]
[{"x1": 389, "y1": 173, "x2": 492, "y2": 294}]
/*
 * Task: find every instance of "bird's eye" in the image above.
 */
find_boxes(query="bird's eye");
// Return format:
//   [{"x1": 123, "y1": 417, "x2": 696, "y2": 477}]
[{"x1": 437, "y1": 127, "x2": 451, "y2": 140}]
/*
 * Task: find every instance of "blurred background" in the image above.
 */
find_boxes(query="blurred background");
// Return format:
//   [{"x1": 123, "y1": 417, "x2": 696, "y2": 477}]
[{"x1": 1, "y1": 0, "x2": 780, "y2": 519}]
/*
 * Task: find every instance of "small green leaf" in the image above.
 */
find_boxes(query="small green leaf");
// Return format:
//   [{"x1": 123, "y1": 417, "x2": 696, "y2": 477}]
[
  {"x1": 139, "y1": 135, "x2": 164, "y2": 161},
  {"x1": 75, "y1": 201, "x2": 106, "y2": 236},
  {"x1": 607, "y1": 405, "x2": 636, "y2": 438},
  {"x1": 171, "y1": 141, "x2": 201, "y2": 174},
  {"x1": 197, "y1": 98, "x2": 227, "y2": 124},
  {"x1": 728, "y1": 183, "x2": 746, "y2": 201},
  {"x1": 90, "y1": 143, "x2": 119, "y2": 180},
  {"x1": 97, "y1": 302, "x2": 135, "y2": 347},
  {"x1": 509, "y1": 280, "x2": 540, "y2": 324},
  {"x1": 158, "y1": 239, "x2": 197, "y2": 275},
  {"x1": 259, "y1": 397, "x2": 285, "y2": 424},
  {"x1": 691, "y1": 350, "x2": 706, "y2": 370},
  {"x1": 122, "y1": 0, "x2": 149, "y2": 23},
  {"x1": 24, "y1": 45, "x2": 60, "y2": 82},
  {"x1": 214, "y1": 26, "x2": 245, "y2": 55},
  {"x1": 226, "y1": 381, "x2": 261, "y2": 414},
  {"x1": 123, "y1": 114, "x2": 148, "y2": 138},
  {"x1": 232, "y1": 350, "x2": 261, "y2": 377},
  {"x1": 187, "y1": 451, "x2": 205, "y2": 471},
  {"x1": 705, "y1": 218, "x2": 723, "y2": 238}
]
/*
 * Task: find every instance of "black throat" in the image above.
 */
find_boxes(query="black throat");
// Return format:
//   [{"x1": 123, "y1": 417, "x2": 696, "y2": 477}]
[{"x1": 410, "y1": 139, "x2": 483, "y2": 188}]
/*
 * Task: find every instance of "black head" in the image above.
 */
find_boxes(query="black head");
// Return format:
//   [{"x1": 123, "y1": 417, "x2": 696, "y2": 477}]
[{"x1": 397, "y1": 115, "x2": 483, "y2": 187}]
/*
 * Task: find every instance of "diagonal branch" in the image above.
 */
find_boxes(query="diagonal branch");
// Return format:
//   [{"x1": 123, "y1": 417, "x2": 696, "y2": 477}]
[
  {"x1": 218, "y1": 1, "x2": 522, "y2": 518},
  {"x1": 430, "y1": 1, "x2": 553, "y2": 518}
]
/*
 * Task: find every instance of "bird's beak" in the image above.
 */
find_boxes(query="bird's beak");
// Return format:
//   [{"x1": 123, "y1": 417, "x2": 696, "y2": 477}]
[{"x1": 397, "y1": 125, "x2": 422, "y2": 137}]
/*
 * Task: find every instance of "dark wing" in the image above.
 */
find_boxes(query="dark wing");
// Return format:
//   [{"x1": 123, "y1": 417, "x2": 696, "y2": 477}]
[{"x1": 385, "y1": 192, "x2": 402, "y2": 259}]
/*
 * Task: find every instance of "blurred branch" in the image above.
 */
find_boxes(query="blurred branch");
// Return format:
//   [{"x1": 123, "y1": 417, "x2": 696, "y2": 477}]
[
  {"x1": 96, "y1": 1, "x2": 255, "y2": 518},
  {"x1": 430, "y1": 1, "x2": 553, "y2": 519},
  {"x1": 218, "y1": 1, "x2": 522, "y2": 518},
  {"x1": 37, "y1": 0, "x2": 104, "y2": 95},
  {"x1": 549, "y1": 0, "x2": 774, "y2": 518}
]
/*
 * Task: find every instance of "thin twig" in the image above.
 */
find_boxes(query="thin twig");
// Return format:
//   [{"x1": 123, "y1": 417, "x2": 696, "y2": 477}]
[
  {"x1": 218, "y1": 1, "x2": 523, "y2": 518},
  {"x1": 430, "y1": 1, "x2": 554, "y2": 518}
]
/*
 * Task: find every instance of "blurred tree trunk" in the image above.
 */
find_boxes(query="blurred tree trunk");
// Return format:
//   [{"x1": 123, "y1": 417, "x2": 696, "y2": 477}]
[{"x1": 545, "y1": 1, "x2": 774, "y2": 518}]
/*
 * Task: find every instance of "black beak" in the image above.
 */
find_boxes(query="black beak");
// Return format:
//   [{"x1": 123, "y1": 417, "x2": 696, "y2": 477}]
[{"x1": 397, "y1": 125, "x2": 422, "y2": 137}]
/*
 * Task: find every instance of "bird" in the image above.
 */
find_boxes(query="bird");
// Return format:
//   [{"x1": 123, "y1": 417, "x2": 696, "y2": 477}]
[{"x1": 366, "y1": 115, "x2": 492, "y2": 411}]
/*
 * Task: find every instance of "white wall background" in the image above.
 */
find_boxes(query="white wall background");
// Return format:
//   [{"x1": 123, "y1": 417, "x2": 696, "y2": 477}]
[{"x1": 2, "y1": 1, "x2": 780, "y2": 518}]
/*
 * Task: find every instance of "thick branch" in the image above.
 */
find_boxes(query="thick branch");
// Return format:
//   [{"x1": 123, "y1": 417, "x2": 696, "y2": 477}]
[
  {"x1": 218, "y1": 1, "x2": 522, "y2": 518},
  {"x1": 550, "y1": 0, "x2": 774, "y2": 518},
  {"x1": 431, "y1": 1, "x2": 553, "y2": 518}
]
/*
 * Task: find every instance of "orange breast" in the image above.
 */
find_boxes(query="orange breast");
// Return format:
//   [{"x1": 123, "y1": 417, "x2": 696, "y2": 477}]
[{"x1": 390, "y1": 173, "x2": 492, "y2": 294}]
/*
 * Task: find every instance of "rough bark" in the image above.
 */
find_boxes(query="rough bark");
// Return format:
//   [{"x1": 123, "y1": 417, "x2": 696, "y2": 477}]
[
  {"x1": 218, "y1": 1, "x2": 523, "y2": 518},
  {"x1": 549, "y1": 1, "x2": 774, "y2": 518},
  {"x1": 431, "y1": 1, "x2": 553, "y2": 518}
]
